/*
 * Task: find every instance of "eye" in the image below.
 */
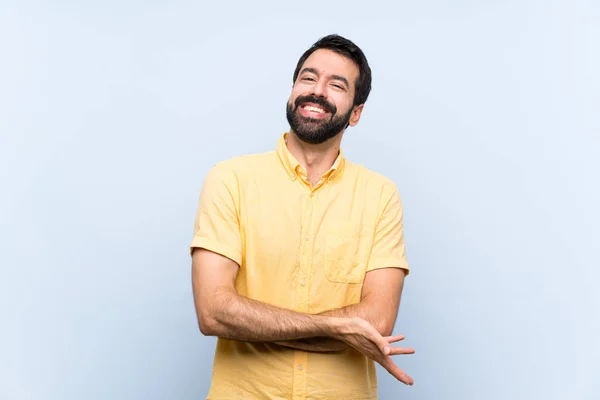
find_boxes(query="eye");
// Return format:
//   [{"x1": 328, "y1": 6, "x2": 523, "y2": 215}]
[{"x1": 302, "y1": 76, "x2": 315, "y2": 82}]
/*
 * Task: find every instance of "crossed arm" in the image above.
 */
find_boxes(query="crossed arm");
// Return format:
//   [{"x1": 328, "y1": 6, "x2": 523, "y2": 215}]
[
  {"x1": 191, "y1": 248, "x2": 414, "y2": 384},
  {"x1": 273, "y1": 262, "x2": 405, "y2": 352},
  {"x1": 192, "y1": 248, "x2": 405, "y2": 341},
  {"x1": 192, "y1": 248, "x2": 343, "y2": 341}
]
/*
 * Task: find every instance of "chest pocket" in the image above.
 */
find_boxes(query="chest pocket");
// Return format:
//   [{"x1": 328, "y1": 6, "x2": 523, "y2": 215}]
[{"x1": 325, "y1": 233, "x2": 371, "y2": 284}]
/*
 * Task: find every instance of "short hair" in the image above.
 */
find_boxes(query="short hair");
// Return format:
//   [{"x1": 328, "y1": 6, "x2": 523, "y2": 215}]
[{"x1": 292, "y1": 34, "x2": 372, "y2": 106}]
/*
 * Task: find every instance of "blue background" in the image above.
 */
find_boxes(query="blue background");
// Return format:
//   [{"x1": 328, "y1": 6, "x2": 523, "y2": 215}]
[{"x1": 1, "y1": 1, "x2": 598, "y2": 399}]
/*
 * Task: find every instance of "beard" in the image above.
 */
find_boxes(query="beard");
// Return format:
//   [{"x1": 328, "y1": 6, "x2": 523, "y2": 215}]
[{"x1": 286, "y1": 95, "x2": 353, "y2": 145}]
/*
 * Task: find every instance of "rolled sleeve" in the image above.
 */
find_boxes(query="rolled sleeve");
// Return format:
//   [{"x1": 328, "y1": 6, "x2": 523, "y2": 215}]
[
  {"x1": 366, "y1": 184, "x2": 410, "y2": 275},
  {"x1": 190, "y1": 164, "x2": 242, "y2": 266}
]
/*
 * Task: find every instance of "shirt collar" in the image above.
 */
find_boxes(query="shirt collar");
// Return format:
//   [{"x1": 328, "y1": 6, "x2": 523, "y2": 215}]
[{"x1": 276, "y1": 132, "x2": 346, "y2": 182}]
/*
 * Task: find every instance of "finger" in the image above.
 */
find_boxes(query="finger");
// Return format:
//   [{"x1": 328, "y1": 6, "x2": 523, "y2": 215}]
[
  {"x1": 364, "y1": 325, "x2": 392, "y2": 355},
  {"x1": 388, "y1": 346, "x2": 415, "y2": 356},
  {"x1": 376, "y1": 336, "x2": 392, "y2": 355},
  {"x1": 382, "y1": 357, "x2": 414, "y2": 386},
  {"x1": 384, "y1": 335, "x2": 405, "y2": 343}
]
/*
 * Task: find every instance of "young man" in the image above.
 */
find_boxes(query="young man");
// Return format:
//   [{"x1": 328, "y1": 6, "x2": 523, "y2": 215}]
[{"x1": 190, "y1": 34, "x2": 414, "y2": 399}]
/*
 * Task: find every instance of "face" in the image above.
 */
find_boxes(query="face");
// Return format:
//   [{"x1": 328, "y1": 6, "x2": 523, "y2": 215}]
[{"x1": 286, "y1": 49, "x2": 363, "y2": 145}]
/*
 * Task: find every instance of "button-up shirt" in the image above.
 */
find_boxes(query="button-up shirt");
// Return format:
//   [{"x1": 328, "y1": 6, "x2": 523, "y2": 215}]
[{"x1": 190, "y1": 133, "x2": 409, "y2": 399}]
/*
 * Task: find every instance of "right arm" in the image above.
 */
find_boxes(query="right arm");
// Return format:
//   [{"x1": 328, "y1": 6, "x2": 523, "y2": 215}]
[
  {"x1": 190, "y1": 166, "x2": 344, "y2": 342},
  {"x1": 192, "y1": 248, "x2": 344, "y2": 342}
]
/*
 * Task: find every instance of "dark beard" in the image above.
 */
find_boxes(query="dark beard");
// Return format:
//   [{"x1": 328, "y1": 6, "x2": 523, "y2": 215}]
[{"x1": 286, "y1": 95, "x2": 353, "y2": 145}]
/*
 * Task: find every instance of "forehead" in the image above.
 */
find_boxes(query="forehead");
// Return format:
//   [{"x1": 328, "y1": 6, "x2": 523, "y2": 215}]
[{"x1": 299, "y1": 48, "x2": 359, "y2": 83}]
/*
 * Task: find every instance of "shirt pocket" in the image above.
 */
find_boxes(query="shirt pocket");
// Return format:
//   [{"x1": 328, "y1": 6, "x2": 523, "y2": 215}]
[{"x1": 324, "y1": 233, "x2": 370, "y2": 284}]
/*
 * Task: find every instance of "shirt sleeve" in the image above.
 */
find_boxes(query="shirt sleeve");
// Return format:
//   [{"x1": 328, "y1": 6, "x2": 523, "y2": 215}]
[
  {"x1": 189, "y1": 164, "x2": 243, "y2": 266},
  {"x1": 366, "y1": 184, "x2": 410, "y2": 275}
]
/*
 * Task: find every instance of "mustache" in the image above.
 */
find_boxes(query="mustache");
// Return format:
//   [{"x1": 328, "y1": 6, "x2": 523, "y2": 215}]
[{"x1": 294, "y1": 95, "x2": 336, "y2": 115}]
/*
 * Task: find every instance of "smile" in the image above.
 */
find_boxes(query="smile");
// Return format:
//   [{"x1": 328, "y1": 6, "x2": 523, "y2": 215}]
[
  {"x1": 298, "y1": 102, "x2": 332, "y2": 119},
  {"x1": 302, "y1": 105, "x2": 326, "y2": 113}
]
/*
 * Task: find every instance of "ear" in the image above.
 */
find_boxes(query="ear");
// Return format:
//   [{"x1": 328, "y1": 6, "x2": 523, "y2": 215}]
[{"x1": 348, "y1": 104, "x2": 364, "y2": 127}]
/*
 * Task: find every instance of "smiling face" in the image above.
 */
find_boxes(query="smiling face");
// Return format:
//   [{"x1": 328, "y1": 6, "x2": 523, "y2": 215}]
[{"x1": 286, "y1": 49, "x2": 364, "y2": 145}]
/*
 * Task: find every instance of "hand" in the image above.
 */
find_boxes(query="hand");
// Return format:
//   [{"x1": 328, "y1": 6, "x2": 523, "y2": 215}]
[{"x1": 333, "y1": 317, "x2": 415, "y2": 385}]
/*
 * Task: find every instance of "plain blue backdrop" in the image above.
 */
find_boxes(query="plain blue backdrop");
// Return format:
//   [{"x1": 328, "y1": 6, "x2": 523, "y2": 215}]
[{"x1": 1, "y1": 0, "x2": 598, "y2": 399}]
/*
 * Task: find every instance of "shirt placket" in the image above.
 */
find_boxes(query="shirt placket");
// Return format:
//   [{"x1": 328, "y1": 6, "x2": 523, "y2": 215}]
[{"x1": 292, "y1": 188, "x2": 315, "y2": 400}]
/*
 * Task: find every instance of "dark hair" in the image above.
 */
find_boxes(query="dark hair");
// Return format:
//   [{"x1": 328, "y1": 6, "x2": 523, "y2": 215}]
[{"x1": 292, "y1": 34, "x2": 372, "y2": 107}]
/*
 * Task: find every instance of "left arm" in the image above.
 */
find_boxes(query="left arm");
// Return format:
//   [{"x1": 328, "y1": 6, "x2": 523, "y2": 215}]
[
  {"x1": 320, "y1": 267, "x2": 405, "y2": 336},
  {"x1": 275, "y1": 267, "x2": 406, "y2": 352},
  {"x1": 277, "y1": 184, "x2": 410, "y2": 352}
]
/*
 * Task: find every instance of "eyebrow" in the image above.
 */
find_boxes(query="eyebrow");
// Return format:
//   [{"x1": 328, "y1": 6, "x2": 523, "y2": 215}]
[{"x1": 300, "y1": 67, "x2": 349, "y2": 88}]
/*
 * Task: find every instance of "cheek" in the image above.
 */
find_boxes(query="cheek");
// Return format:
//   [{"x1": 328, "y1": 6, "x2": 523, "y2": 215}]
[
  {"x1": 331, "y1": 96, "x2": 353, "y2": 115},
  {"x1": 287, "y1": 93, "x2": 298, "y2": 109},
  {"x1": 327, "y1": 90, "x2": 351, "y2": 105},
  {"x1": 288, "y1": 87, "x2": 303, "y2": 103}
]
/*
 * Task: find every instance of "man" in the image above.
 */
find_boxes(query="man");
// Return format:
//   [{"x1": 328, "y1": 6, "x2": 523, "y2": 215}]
[{"x1": 190, "y1": 34, "x2": 414, "y2": 399}]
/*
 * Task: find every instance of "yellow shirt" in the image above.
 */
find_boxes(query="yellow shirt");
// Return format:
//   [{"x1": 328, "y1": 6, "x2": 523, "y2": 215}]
[{"x1": 191, "y1": 133, "x2": 409, "y2": 400}]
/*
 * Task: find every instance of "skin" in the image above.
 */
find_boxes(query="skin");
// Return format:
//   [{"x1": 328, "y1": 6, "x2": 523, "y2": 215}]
[
  {"x1": 192, "y1": 49, "x2": 414, "y2": 385},
  {"x1": 286, "y1": 48, "x2": 364, "y2": 185}
]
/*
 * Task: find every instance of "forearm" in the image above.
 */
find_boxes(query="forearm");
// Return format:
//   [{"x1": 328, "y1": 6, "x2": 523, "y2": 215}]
[
  {"x1": 200, "y1": 289, "x2": 340, "y2": 342},
  {"x1": 275, "y1": 299, "x2": 391, "y2": 353},
  {"x1": 274, "y1": 304, "x2": 374, "y2": 352},
  {"x1": 320, "y1": 299, "x2": 393, "y2": 336},
  {"x1": 319, "y1": 303, "x2": 373, "y2": 327}
]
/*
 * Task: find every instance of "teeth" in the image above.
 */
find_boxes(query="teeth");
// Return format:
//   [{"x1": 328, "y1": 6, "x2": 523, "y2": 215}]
[{"x1": 305, "y1": 105, "x2": 325, "y2": 113}]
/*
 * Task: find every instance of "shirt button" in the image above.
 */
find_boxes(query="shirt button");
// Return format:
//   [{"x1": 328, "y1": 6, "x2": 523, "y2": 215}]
[
  {"x1": 304, "y1": 235, "x2": 310, "y2": 241},
  {"x1": 297, "y1": 365, "x2": 303, "y2": 371},
  {"x1": 300, "y1": 280, "x2": 306, "y2": 287}
]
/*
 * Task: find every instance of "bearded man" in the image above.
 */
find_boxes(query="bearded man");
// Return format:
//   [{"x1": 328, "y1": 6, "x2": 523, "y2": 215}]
[{"x1": 190, "y1": 34, "x2": 414, "y2": 400}]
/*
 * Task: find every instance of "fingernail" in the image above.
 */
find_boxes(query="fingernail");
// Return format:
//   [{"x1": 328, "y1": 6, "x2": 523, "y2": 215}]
[{"x1": 383, "y1": 346, "x2": 390, "y2": 355}]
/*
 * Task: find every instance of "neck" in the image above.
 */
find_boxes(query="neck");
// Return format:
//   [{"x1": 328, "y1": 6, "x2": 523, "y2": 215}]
[{"x1": 286, "y1": 131, "x2": 342, "y2": 184}]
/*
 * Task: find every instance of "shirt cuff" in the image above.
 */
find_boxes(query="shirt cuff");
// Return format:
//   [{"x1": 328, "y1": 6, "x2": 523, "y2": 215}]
[
  {"x1": 190, "y1": 237, "x2": 242, "y2": 266},
  {"x1": 366, "y1": 258, "x2": 410, "y2": 276}
]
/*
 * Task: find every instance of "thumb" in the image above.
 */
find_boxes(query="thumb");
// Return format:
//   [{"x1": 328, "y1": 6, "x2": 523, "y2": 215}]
[
  {"x1": 367, "y1": 326, "x2": 390, "y2": 355},
  {"x1": 380, "y1": 340, "x2": 391, "y2": 355}
]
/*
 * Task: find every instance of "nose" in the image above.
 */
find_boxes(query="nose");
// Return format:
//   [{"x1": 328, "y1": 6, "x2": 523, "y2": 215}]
[{"x1": 310, "y1": 79, "x2": 327, "y2": 98}]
